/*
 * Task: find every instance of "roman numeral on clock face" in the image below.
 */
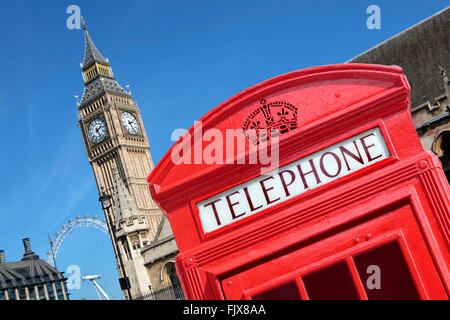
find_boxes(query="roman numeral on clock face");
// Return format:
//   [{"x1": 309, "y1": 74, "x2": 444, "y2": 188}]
[
  {"x1": 88, "y1": 118, "x2": 107, "y2": 143},
  {"x1": 121, "y1": 112, "x2": 139, "y2": 134}
]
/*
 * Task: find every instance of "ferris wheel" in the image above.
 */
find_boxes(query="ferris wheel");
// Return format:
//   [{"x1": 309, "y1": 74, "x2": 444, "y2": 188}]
[{"x1": 47, "y1": 214, "x2": 109, "y2": 267}]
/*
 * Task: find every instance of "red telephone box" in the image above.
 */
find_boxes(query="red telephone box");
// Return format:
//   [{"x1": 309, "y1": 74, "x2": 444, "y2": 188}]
[{"x1": 148, "y1": 64, "x2": 450, "y2": 300}]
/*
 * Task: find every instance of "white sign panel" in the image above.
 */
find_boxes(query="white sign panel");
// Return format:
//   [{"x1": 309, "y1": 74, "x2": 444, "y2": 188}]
[{"x1": 197, "y1": 127, "x2": 390, "y2": 234}]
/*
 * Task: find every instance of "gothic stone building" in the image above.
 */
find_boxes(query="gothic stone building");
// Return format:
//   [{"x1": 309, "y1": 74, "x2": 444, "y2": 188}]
[
  {"x1": 76, "y1": 23, "x2": 179, "y2": 300},
  {"x1": 349, "y1": 7, "x2": 450, "y2": 182},
  {"x1": 0, "y1": 238, "x2": 69, "y2": 300}
]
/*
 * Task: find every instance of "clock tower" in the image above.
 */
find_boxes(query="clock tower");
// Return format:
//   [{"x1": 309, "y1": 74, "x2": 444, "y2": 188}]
[{"x1": 76, "y1": 21, "x2": 177, "y2": 299}]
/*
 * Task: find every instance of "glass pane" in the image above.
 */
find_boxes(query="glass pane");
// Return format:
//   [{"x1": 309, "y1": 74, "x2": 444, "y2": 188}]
[
  {"x1": 28, "y1": 286, "x2": 36, "y2": 300},
  {"x1": 46, "y1": 283, "x2": 53, "y2": 292},
  {"x1": 47, "y1": 283, "x2": 56, "y2": 300},
  {"x1": 37, "y1": 284, "x2": 45, "y2": 299},
  {"x1": 253, "y1": 281, "x2": 300, "y2": 300},
  {"x1": 8, "y1": 288, "x2": 16, "y2": 300},
  {"x1": 303, "y1": 261, "x2": 359, "y2": 300},
  {"x1": 354, "y1": 241, "x2": 420, "y2": 300},
  {"x1": 18, "y1": 286, "x2": 26, "y2": 300}
]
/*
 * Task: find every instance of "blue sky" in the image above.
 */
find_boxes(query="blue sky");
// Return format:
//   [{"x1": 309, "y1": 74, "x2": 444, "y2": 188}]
[{"x1": 0, "y1": 0, "x2": 447, "y2": 300}]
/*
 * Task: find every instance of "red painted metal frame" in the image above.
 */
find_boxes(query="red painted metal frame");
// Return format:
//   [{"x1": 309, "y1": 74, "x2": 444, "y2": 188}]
[
  {"x1": 222, "y1": 206, "x2": 445, "y2": 299},
  {"x1": 236, "y1": 231, "x2": 420, "y2": 300},
  {"x1": 148, "y1": 64, "x2": 450, "y2": 300}
]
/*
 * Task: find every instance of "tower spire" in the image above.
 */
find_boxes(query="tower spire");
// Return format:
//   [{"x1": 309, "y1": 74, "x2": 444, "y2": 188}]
[
  {"x1": 77, "y1": 19, "x2": 130, "y2": 107},
  {"x1": 81, "y1": 17, "x2": 109, "y2": 71},
  {"x1": 112, "y1": 166, "x2": 139, "y2": 222}
]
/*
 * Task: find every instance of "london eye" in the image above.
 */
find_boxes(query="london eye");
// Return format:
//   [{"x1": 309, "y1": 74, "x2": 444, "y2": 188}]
[{"x1": 47, "y1": 214, "x2": 123, "y2": 300}]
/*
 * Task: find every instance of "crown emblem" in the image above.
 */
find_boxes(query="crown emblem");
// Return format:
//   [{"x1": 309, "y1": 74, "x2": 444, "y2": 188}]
[{"x1": 242, "y1": 99, "x2": 298, "y2": 145}]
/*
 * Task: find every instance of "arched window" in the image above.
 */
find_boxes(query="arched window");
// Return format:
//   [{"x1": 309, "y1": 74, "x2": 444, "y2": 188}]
[
  {"x1": 161, "y1": 261, "x2": 177, "y2": 284},
  {"x1": 122, "y1": 239, "x2": 132, "y2": 260},
  {"x1": 160, "y1": 261, "x2": 183, "y2": 299},
  {"x1": 432, "y1": 131, "x2": 450, "y2": 182}
]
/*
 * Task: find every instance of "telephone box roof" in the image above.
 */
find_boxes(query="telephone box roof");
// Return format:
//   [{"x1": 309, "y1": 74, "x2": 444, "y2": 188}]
[{"x1": 148, "y1": 64, "x2": 410, "y2": 210}]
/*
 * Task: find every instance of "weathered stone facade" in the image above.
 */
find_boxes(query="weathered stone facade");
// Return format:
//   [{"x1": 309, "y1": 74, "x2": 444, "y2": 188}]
[{"x1": 141, "y1": 217, "x2": 178, "y2": 289}]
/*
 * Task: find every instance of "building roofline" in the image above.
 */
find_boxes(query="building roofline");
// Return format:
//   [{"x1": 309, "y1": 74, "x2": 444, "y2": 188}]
[{"x1": 346, "y1": 6, "x2": 449, "y2": 63}]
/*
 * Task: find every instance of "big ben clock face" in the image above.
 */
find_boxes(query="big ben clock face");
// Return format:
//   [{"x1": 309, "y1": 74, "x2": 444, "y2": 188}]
[
  {"x1": 88, "y1": 118, "x2": 107, "y2": 143},
  {"x1": 121, "y1": 112, "x2": 139, "y2": 134}
]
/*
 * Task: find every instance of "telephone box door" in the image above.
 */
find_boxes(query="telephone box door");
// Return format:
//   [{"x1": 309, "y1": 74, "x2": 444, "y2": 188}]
[{"x1": 221, "y1": 204, "x2": 448, "y2": 300}]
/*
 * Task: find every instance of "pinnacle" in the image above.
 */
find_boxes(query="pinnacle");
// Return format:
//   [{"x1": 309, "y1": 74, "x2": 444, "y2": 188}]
[{"x1": 82, "y1": 28, "x2": 109, "y2": 70}]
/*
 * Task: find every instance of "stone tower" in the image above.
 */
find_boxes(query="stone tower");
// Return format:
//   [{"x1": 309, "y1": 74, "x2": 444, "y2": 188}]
[{"x1": 76, "y1": 21, "x2": 172, "y2": 299}]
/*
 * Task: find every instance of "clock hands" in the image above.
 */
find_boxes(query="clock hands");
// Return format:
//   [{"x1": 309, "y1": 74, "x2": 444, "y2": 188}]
[
  {"x1": 89, "y1": 118, "x2": 106, "y2": 143},
  {"x1": 127, "y1": 119, "x2": 137, "y2": 131},
  {"x1": 122, "y1": 113, "x2": 138, "y2": 134}
]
